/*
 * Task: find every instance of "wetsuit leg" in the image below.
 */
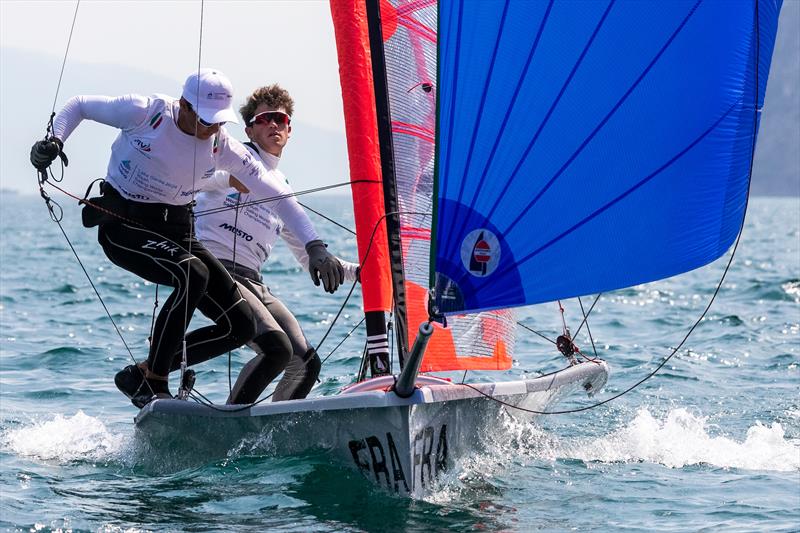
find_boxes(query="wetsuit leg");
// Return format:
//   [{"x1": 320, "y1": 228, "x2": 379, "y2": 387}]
[
  {"x1": 272, "y1": 348, "x2": 321, "y2": 402},
  {"x1": 252, "y1": 283, "x2": 321, "y2": 401},
  {"x1": 224, "y1": 278, "x2": 292, "y2": 404},
  {"x1": 99, "y1": 222, "x2": 210, "y2": 381},
  {"x1": 227, "y1": 331, "x2": 292, "y2": 404},
  {"x1": 168, "y1": 250, "x2": 256, "y2": 370}
]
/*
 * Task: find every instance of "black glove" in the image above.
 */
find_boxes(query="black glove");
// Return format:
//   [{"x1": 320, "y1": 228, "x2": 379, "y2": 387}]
[
  {"x1": 306, "y1": 240, "x2": 345, "y2": 294},
  {"x1": 30, "y1": 137, "x2": 67, "y2": 172}
]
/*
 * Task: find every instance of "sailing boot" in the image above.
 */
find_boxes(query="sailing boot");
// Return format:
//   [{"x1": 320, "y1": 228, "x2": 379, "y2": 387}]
[
  {"x1": 114, "y1": 363, "x2": 147, "y2": 404},
  {"x1": 132, "y1": 375, "x2": 171, "y2": 408},
  {"x1": 114, "y1": 363, "x2": 170, "y2": 408}
]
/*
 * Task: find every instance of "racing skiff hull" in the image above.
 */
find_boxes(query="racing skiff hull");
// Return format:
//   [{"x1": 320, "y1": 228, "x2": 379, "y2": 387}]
[{"x1": 134, "y1": 360, "x2": 609, "y2": 496}]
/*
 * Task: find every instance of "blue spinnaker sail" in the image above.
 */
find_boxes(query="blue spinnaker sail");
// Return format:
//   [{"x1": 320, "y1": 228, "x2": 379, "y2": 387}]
[{"x1": 432, "y1": 0, "x2": 781, "y2": 315}]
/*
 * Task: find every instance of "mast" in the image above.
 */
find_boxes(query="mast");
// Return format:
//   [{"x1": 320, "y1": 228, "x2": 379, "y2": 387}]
[{"x1": 364, "y1": 0, "x2": 409, "y2": 369}]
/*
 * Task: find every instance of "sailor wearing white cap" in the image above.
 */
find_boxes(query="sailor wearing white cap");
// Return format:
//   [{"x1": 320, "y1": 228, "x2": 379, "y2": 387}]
[{"x1": 30, "y1": 69, "x2": 345, "y2": 407}]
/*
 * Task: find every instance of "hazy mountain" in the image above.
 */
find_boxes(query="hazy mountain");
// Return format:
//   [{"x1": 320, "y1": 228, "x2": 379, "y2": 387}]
[{"x1": 752, "y1": 0, "x2": 800, "y2": 196}]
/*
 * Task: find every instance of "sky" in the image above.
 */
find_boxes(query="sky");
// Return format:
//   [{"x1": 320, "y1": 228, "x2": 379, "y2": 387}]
[
  {"x1": 1, "y1": 0, "x2": 797, "y2": 198},
  {"x1": 0, "y1": 0, "x2": 350, "y2": 196}
]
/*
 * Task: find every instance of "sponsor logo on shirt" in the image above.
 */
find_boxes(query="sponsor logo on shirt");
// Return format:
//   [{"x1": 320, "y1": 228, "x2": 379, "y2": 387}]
[
  {"x1": 116, "y1": 183, "x2": 149, "y2": 201},
  {"x1": 180, "y1": 189, "x2": 202, "y2": 197},
  {"x1": 202, "y1": 167, "x2": 216, "y2": 180},
  {"x1": 219, "y1": 222, "x2": 254, "y2": 241},
  {"x1": 132, "y1": 138, "x2": 151, "y2": 154},
  {"x1": 118, "y1": 160, "x2": 132, "y2": 178}
]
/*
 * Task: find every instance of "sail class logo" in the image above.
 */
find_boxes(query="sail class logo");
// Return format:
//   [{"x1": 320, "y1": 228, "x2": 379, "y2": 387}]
[{"x1": 461, "y1": 229, "x2": 500, "y2": 277}]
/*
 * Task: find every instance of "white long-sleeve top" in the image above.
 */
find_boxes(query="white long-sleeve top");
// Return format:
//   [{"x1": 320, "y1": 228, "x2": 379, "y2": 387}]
[
  {"x1": 194, "y1": 144, "x2": 358, "y2": 281},
  {"x1": 52, "y1": 94, "x2": 319, "y2": 245}
]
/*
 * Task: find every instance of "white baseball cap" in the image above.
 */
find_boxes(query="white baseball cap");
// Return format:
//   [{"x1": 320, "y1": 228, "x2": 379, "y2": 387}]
[{"x1": 181, "y1": 68, "x2": 239, "y2": 124}]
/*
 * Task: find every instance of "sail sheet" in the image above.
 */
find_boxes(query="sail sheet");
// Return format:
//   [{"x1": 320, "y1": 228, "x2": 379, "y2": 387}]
[
  {"x1": 376, "y1": 0, "x2": 515, "y2": 371},
  {"x1": 431, "y1": 0, "x2": 782, "y2": 315}
]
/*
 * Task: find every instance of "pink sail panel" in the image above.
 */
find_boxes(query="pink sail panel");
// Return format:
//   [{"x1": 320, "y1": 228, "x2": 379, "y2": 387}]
[{"x1": 380, "y1": 0, "x2": 516, "y2": 371}]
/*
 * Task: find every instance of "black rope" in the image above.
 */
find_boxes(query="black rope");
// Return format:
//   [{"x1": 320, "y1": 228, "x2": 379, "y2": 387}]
[
  {"x1": 578, "y1": 296, "x2": 600, "y2": 360},
  {"x1": 516, "y1": 321, "x2": 557, "y2": 345},
  {"x1": 298, "y1": 201, "x2": 356, "y2": 235},
  {"x1": 39, "y1": 188, "x2": 142, "y2": 367},
  {"x1": 319, "y1": 316, "x2": 366, "y2": 367},
  {"x1": 314, "y1": 278, "x2": 359, "y2": 355}
]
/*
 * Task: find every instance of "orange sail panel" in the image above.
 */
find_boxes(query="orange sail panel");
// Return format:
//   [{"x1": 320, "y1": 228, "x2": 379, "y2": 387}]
[
  {"x1": 330, "y1": 0, "x2": 392, "y2": 312},
  {"x1": 406, "y1": 282, "x2": 512, "y2": 372}
]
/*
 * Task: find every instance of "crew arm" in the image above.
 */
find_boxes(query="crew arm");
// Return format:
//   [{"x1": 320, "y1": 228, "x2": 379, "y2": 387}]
[
  {"x1": 282, "y1": 226, "x2": 360, "y2": 282},
  {"x1": 52, "y1": 94, "x2": 150, "y2": 142},
  {"x1": 218, "y1": 136, "x2": 319, "y2": 244},
  {"x1": 199, "y1": 170, "x2": 234, "y2": 192},
  {"x1": 281, "y1": 225, "x2": 313, "y2": 270}
]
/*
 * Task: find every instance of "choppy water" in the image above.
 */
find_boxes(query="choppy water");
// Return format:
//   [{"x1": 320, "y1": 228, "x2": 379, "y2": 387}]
[{"x1": 1, "y1": 192, "x2": 798, "y2": 532}]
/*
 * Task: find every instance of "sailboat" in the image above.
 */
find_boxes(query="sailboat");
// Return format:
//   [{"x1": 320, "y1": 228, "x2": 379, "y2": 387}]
[{"x1": 135, "y1": 0, "x2": 782, "y2": 496}]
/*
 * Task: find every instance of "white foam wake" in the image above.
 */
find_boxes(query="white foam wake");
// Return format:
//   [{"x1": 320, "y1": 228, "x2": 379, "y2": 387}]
[
  {"x1": 569, "y1": 408, "x2": 800, "y2": 472},
  {"x1": 3, "y1": 411, "x2": 125, "y2": 463}
]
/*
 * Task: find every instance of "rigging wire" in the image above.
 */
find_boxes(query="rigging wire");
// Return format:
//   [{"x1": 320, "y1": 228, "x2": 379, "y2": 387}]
[
  {"x1": 298, "y1": 201, "x2": 356, "y2": 235},
  {"x1": 577, "y1": 296, "x2": 600, "y2": 360},
  {"x1": 226, "y1": 191, "x2": 242, "y2": 396},
  {"x1": 516, "y1": 321, "x2": 556, "y2": 345},
  {"x1": 194, "y1": 179, "x2": 379, "y2": 217},
  {"x1": 179, "y1": 0, "x2": 206, "y2": 400},
  {"x1": 49, "y1": 0, "x2": 81, "y2": 115}
]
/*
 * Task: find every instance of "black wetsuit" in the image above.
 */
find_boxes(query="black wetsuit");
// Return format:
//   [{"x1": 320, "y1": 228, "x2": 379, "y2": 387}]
[{"x1": 97, "y1": 186, "x2": 255, "y2": 382}]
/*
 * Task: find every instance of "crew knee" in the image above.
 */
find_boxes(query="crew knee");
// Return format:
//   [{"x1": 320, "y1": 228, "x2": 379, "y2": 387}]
[
  {"x1": 306, "y1": 350, "x2": 321, "y2": 380},
  {"x1": 252, "y1": 331, "x2": 292, "y2": 368}
]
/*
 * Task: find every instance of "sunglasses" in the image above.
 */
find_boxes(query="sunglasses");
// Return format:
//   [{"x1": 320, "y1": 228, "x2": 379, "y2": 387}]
[
  {"x1": 187, "y1": 102, "x2": 224, "y2": 128},
  {"x1": 249, "y1": 111, "x2": 291, "y2": 127}
]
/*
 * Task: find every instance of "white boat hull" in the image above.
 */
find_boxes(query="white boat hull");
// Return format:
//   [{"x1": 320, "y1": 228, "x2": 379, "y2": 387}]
[{"x1": 135, "y1": 360, "x2": 609, "y2": 496}]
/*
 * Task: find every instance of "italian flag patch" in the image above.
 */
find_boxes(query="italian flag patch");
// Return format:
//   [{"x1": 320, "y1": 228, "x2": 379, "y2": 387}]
[{"x1": 150, "y1": 112, "x2": 163, "y2": 129}]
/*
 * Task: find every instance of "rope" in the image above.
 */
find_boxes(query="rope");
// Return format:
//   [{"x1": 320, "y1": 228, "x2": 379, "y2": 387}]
[
  {"x1": 193, "y1": 180, "x2": 379, "y2": 217},
  {"x1": 179, "y1": 0, "x2": 206, "y2": 397},
  {"x1": 49, "y1": 1, "x2": 80, "y2": 115},
  {"x1": 298, "y1": 201, "x2": 356, "y2": 235},
  {"x1": 226, "y1": 191, "x2": 242, "y2": 396}
]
